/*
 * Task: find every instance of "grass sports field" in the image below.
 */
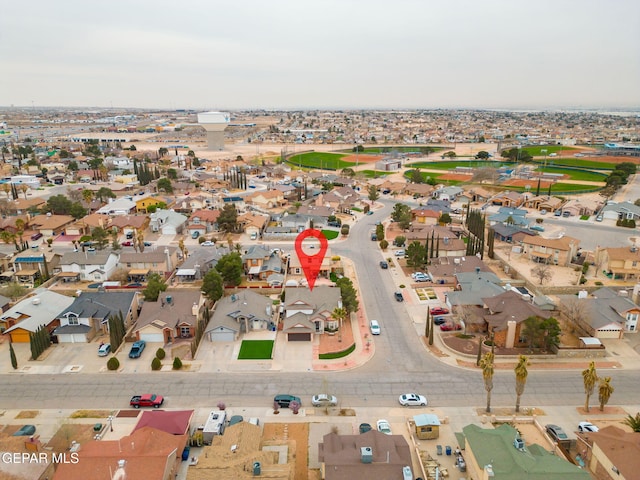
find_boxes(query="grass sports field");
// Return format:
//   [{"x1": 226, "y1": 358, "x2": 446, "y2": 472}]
[
  {"x1": 536, "y1": 166, "x2": 608, "y2": 182},
  {"x1": 522, "y1": 145, "x2": 577, "y2": 156},
  {"x1": 409, "y1": 160, "x2": 515, "y2": 170},
  {"x1": 287, "y1": 152, "x2": 352, "y2": 169}
]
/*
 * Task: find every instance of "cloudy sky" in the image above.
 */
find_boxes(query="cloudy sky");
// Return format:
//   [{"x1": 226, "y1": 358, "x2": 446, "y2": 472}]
[{"x1": 1, "y1": 0, "x2": 638, "y2": 110}]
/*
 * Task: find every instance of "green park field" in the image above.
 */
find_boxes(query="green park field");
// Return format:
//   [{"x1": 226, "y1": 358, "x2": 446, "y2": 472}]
[{"x1": 287, "y1": 152, "x2": 352, "y2": 170}]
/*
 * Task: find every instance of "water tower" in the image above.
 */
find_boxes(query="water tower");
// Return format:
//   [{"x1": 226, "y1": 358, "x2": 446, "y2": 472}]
[{"x1": 197, "y1": 111, "x2": 230, "y2": 151}]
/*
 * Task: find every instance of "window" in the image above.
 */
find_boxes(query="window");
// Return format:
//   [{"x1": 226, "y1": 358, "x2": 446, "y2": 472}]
[
  {"x1": 68, "y1": 314, "x2": 79, "y2": 326},
  {"x1": 180, "y1": 326, "x2": 190, "y2": 338}
]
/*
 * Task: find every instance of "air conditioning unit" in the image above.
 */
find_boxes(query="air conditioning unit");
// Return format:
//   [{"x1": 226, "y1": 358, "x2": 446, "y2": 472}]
[{"x1": 360, "y1": 447, "x2": 372, "y2": 464}]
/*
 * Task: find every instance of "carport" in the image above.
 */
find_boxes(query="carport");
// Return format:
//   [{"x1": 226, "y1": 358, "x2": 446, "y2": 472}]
[{"x1": 128, "y1": 268, "x2": 149, "y2": 282}]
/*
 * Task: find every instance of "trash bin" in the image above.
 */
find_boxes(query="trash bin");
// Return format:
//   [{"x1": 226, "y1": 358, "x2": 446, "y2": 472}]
[
  {"x1": 436, "y1": 445, "x2": 443, "y2": 455},
  {"x1": 253, "y1": 462, "x2": 261, "y2": 475},
  {"x1": 446, "y1": 445, "x2": 452, "y2": 456}
]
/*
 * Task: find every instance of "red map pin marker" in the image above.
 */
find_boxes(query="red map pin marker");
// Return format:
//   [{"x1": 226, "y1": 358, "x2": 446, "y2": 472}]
[{"x1": 294, "y1": 229, "x2": 328, "y2": 291}]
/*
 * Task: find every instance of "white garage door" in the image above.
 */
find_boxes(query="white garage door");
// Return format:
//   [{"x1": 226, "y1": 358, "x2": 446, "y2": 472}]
[
  {"x1": 139, "y1": 333, "x2": 165, "y2": 343},
  {"x1": 209, "y1": 330, "x2": 235, "y2": 342},
  {"x1": 58, "y1": 334, "x2": 87, "y2": 343}
]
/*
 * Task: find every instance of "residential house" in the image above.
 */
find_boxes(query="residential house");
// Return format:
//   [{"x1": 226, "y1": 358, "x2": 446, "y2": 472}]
[
  {"x1": 484, "y1": 290, "x2": 553, "y2": 348},
  {"x1": 186, "y1": 422, "x2": 293, "y2": 479},
  {"x1": 596, "y1": 246, "x2": 640, "y2": 280},
  {"x1": 561, "y1": 197, "x2": 602, "y2": 217},
  {"x1": 119, "y1": 247, "x2": 178, "y2": 280},
  {"x1": 405, "y1": 225, "x2": 466, "y2": 257},
  {"x1": 273, "y1": 183, "x2": 300, "y2": 202},
  {"x1": 433, "y1": 185, "x2": 464, "y2": 202},
  {"x1": 52, "y1": 426, "x2": 186, "y2": 480},
  {"x1": 460, "y1": 186, "x2": 493, "y2": 204},
  {"x1": 109, "y1": 215, "x2": 150, "y2": 237},
  {"x1": 490, "y1": 191, "x2": 525, "y2": 207},
  {"x1": 524, "y1": 195, "x2": 563, "y2": 212},
  {"x1": 0, "y1": 215, "x2": 30, "y2": 237},
  {"x1": 6, "y1": 197, "x2": 46, "y2": 215},
  {"x1": 296, "y1": 204, "x2": 335, "y2": 219},
  {"x1": 149, "y1": 209, "x2": 187, "y2": 235},
  {"x1": 63, "y1": 215, "x2": 106, "y2": 237},
  {"x1": 403, "y1": 183, "x2": 433, "y2": 198},
  {"x1": 315, "y1": 186, "x2": 360, "y2": 213},
  {"x1": 205, "y1": 291, "x2": 275, "y2": 342},
  {"x1": 288, "y1": 247, "x2": 341, "y2": 280},
  {"x1": 576, "y1": 426, "x2": 639, "y2": 480},
  {"x1": 187, "y1": 209, "x2": 221, "y2": 237},
  {"x1": 0, "y1": 295, "x2": 10, "y2": 315},
  {"x1": 95, "y1": 196, "x2": 137, "y2": 215},
  {"x1": 318, "y1": 430, "x2": 413, "y2": 480},
  {"x1": 600, "y1": 201, "x2": 640, "y2": 222},
  {"x1": 282, "y1": 286, "x2": 342, "y2": 341},
  {"x1": 376, "y1": 180, "x2": 406, "y2": 195},
  {"x1": 173, "y1": 194, "x2": 209, "y2": 215},
  {"x1": 29, "y1": 214, "x2": 75, "y2": 237},
  {"x1": 242, "y1": 245, "x2": 286, "y2": 282},
  {"x1": 446, "y1": 272, "x2": 506, "y2": 331},
  {"x1": 411, "y1": 208, "x2": 440, "y2": 225},
  {"x1": 429, "y1": 256, "x2": 496, "y2": 287},
  {"x1": 521, "y1": 235, "x2": 580, "y2": 266},
  {"x1": 246, "y1": 189, "x2": 287, "y2": 209},
  {"x1": 59, "y1": 250, "x2": 119, "y2": 282},
  {"x1": 135, "y1": 194, "x2": 171, "y2": 214},
  {"x1": 488, "y1": 207, "x2": 529, "y2": 227},
  {"x1": 175, "y1": 246, "x2": 230, "y2": 282},
  {"x1": 2, "y1": 290, "x2": 75, "y2": 343},
  {"x1": 462, "y1": 424, "x2": 590, "y2": 480},
  {"x1": 237, "y1": 212, "x2": 269, "y2": 239},
  {"x1": 559, "y1": 288, "x2": 639, "y2": 338},
  {"x1": 490, "y1": 224, "x2": 536, "y2": 243},
  {"x1": 12, "y1": 250, "x2": 60, "y2": 287},
  {"x1": 134, "y1": 291, "x2": 202, "y2": 343},
  {"x1": 53, "y1": 291, "x2": 139, "y2": 343}
]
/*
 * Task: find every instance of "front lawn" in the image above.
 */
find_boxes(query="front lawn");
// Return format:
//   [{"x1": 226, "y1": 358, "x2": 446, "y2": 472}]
[{"x1": 238, "y1": 340, "x2": 274, "y2": 360}]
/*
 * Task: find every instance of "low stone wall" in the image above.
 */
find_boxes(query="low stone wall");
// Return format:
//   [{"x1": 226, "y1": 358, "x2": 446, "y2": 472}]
[{"x1": 556, "y1": 347, "x2": 607, "y2": 359}]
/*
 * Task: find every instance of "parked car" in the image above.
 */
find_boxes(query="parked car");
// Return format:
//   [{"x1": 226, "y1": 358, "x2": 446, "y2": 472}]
[
  {"x1": 229, "y1": 415, "x2": 244, "y2": 426},
  {"x1": 394, "y1": 292, "x2": 404, "y2": 302},
  {"x1": 411, "y1": 272, "x2": 425, "y2": 279},
  {"x1": 370, "y1": 320, "x2": 381, "y2": 335},
  {"x1": 201, "y1": 241, "x2": 215, "y2": 246},
  {"x1": 414, "y1": 274, "x2": 430, "y2": 282},
  {"x1": 376, "y1": 419, "x2": 392, "y2": 435},
  {"x1": 578, "y1": 421, "x2": 599, "y2": 432},
  {"x1": 430, "y1": 307, "x2": 449, "y2": 315},
  {"x1": 143, "y1": 241, "x2": 152, "y2": 247},
  {"x1": 97, "y1": 343, "x2": 111, "y2": 356},
  {"x1": 398, "y1": 393, "x2": 427, "y2": 406},
  {"x1": 191, "y1": 231, "x2": 200, "y2": 239},
  {"x1": 12, "y1": 425, "x2": 36, "y2": 436},
  {"x1": 540, "y1": 209, "x2": 547, "y2": 215},
  {"x1": 130, "y1": 393, "x2": 164, "y2": 408},
  {"x1": 394, "y1": 250, "x2": 406, "y2": 257},
  {"x1": 274, "y1": 394, "x2": 301, "y2": 408},
  {"x1": 595, "y1": 214, "x2": 603, "y2": 222},
  {"x1": 30, "y1": 233, "x2": 43, "y2": 241},
  {"x1": 440, "y1": 323, "x2": 462, "y2": 331},
  {"x1": 530, "y1": 224, "x2": 545, "y2": 232},
  {"x1": 311, "y1": 394, "x2": 338, "y2": 407},
  {"x1": 433, "y1": 316, "x2": 447, "y2": 325},
  {"x1": 121, "y1": 241, "x2": 133, "y2": 247},
  {"x1": 546, "y1": 424, "x2": 569, "y2": 441},
  {"x1": 128, "y1": 340, "x2": 146, "y2": 359},
  {"x1": 554, "y1": 210, "x2": 562, "y2": 216},
  {"x1": 563, "y1": 211, "x2": 571, "y2": 217},
  {"x1": 380, "y1": 261, "x2": 389, "y2": 269},
  {"x1": 359, "y1": 423, "x2": 372, "y2": 434}
]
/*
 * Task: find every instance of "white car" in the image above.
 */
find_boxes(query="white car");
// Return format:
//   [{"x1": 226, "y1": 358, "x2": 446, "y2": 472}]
[
  {"x1": 394, "y1": 250, "x2": 406, "y2": 257},
  {"x1": 201, "y1": 241, "x2": 215, "y2": 246},
  {"x1": 578, "y1": 421, "x2": 599, "y2": 432},
  {"x1": 398, "y1": 393, "x2": 427, "y2": 406},
  {"x1": 370, "y1": 320, "x2": 381, "y2": 335},
  {"x1": 311, "y1": 394, "x2": 338, "y2": 407},
  {"x1": 376, "y1": 419, "x2": 392, "y2": 435}
]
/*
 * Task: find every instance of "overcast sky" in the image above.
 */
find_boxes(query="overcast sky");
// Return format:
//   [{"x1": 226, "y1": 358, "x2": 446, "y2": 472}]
[{"x1": 1, "y1": 0, "x2": 639, "y2": 110}]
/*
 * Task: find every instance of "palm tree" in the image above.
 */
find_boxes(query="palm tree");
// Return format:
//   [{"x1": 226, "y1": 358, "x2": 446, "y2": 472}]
[
  {"x1": 19, "y1": 184, "x2": 29, "y2": 199},
  {"x1": 479, "y1": 351, "x2": 495, "y2": 413},
  {"x1": 598, "y1": 376, "x2": 614, "y2": 412},
  {"x1": 0, "y1": 230, "x2": 15, "y2": 246},
  {"x1": 623, "y1": 412, "x2": 640, "y2": 432},
  {"x1": 82, "y1": 189, "x2": 94, "y2": 205},
  {"x1": 14, "y1": 218, "x2": 25, "y2": 246},
  {"x1": 514, "y1": 355, "x2": 529, "y2": 413},
  {"x1": 582, "y1": 361, "x2": 598, "y2": 412},
  {"x1": 331, "y1": 307, "x2": 348, "y2": 331},
  {"x1": 1, "y1": 183, "x2": 10, "y2": 199}
]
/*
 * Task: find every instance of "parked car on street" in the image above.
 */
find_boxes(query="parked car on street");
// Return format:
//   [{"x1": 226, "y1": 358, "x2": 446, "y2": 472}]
[
  {"x1": 394, "y1": 292, "x2": 404, "y2": 302},
  {"x1": 130, "y1": 393, "x2": 164, "y2": 408},
  {"x1": 274, "y1": 395, "x2": 301, "y2": 408},
  {"x1": 121, "y1": 241, "x2": 133, "y2": 247},
  {"x1": 311, "y1": 394, "x2": 338, "y2": 407},
  {"x1": 97, "y1": 343, "x2": 111, "y2": 356},
  {"x1": 578, "y1": 421, "x2": 599, "y2": 432},
  {"x1": 433, "y1": 316, "x2": 447, "y2": 325},
  {"x1": 376, "y1": 419, "x2": 392, "y2": 435},
  {"x1": 546, "y1": 424, "x2": 569, "y2": 441},
  {"x1": 380, "y1": 261, "x2": 389, "y2": 269},
  {"x1": 128, "y1": 340, "x2": 146, "y2": 359},
  {"x1": 369, "y1": 320, "x2": 381, "y2": 335},
  {"x1": 398, "y1": 393, "x2": 427, "y2": 406}
]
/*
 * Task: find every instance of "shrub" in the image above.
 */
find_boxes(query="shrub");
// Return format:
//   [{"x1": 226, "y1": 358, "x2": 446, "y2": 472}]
[
  {"x1": 107, "y1": 357, "x2": 120, "y2": 371},
  {"x1": 340, "y1": 224, "x2": 350, "y2": 236},
  {"x1": 151, "y1": 357, "x2": 162, "y2": 371},
  {"x1": 290, "y1": 400, "x2": 300, "y2": 414},
  {"x1": 595, "y1": 281, "x2": 603, "y2": 286},
  {"x1": 217, "y1": 402, "x2": 226, "y2": 411},
  {"x1": 379, "y1": 239, "x2": 389, "y2": 250},
  {"x1": 399, "y1": 284, "x2": 405, "y2": 289},
  {"x1": 173, "y1": 357, "x2": 183, "y2": 370},
  {"x1": 156, "y1": 348, "x2": 166, "y2": 360}
]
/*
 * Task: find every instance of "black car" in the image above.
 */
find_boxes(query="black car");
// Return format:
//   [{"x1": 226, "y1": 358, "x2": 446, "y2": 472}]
[
  {"x1": 380, "y1": 261, "x2": 389, "y2": 269},
  {"x1": 394, "y1": 292, "x2": 404, "y2": 302},
  {"x1": 359, "y1": 423, "x2": 372, "y2": 434},
  {"x1": 274, "y1": 394, "x2": 302, "y2": 408},
  {"x1": 433, "y1": 316, "x2": 447, "y2": 325}
]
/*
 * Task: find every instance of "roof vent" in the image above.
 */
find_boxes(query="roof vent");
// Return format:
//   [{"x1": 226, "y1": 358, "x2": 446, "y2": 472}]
[
  {"x1": 31, "y1": 298, "x2": 41, "y2": 305},
  {"x1": 361, "y1": 446, "x2": 373, "y2": 464}
]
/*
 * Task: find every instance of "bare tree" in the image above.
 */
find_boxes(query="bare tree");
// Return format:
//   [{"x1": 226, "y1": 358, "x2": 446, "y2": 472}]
[
  {"x1": 530, "y1": 264, "x2": 553, "y2": 285},
  {"x1": 560, "y1": 297, "x2": 589, "y2": 336}
]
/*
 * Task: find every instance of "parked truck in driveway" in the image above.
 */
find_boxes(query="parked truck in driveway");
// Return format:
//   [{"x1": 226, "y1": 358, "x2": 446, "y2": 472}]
[{"x1": 130, "y1": 393, "x2": 164, "y2": 408}]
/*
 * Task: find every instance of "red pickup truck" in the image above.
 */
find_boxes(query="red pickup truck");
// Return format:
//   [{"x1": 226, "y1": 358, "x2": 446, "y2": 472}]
[{"x1": 130, "y1": 394, "x2": 164, "y2": 408}]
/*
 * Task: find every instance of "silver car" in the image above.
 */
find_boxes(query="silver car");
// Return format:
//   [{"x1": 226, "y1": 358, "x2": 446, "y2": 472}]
[{"x1": 311, "y1": 394, "x2": 338, "y2": 407}]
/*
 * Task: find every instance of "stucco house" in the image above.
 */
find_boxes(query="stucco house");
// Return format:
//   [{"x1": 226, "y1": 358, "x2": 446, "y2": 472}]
[
  {"x1": 134, "y1": 291, "x2": 203, "y2": 344},
  {"x1": 282, "y1": 286, "x2": 342, "y2": 341},
  {"x1": 205, "y1": 291, "x2": 275, "y2": 342},
  {"x1": 59, "y1": 250, "x2": 119, "y2": 282},
  {"x1": 149, "y1": 210, "x2": 187, "y2": 235},
  {"x1": 521, "y1": 235, "x2": 580, "y2": 266}
]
